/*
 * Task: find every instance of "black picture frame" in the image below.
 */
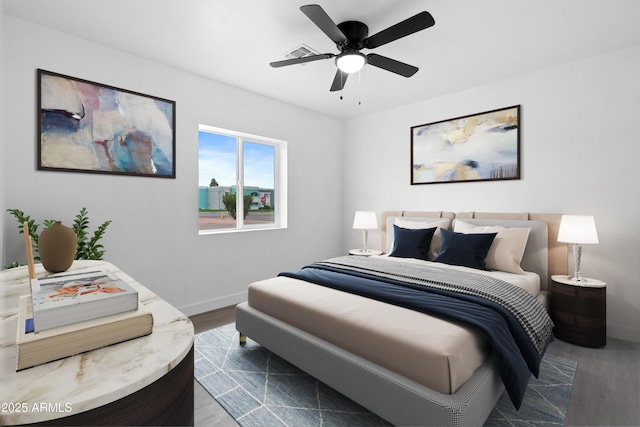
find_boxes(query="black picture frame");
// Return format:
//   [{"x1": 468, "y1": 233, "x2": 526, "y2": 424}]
[
  {"x1": 411, "y1": 105, "x2": 520, "y2": 185},
  {"x1": 37, "y1": 69, "x2": 176, "y2": 178}
]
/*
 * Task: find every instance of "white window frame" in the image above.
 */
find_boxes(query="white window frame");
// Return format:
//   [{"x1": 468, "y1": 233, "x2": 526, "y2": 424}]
[{"x1": 198, "y1": 124, "x2": 287, "y2": 235}]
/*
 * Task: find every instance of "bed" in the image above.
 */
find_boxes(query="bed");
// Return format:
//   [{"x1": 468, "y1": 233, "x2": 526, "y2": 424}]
[{"x1": 235, "y1": 211, "x2": 567, "y2": 426}]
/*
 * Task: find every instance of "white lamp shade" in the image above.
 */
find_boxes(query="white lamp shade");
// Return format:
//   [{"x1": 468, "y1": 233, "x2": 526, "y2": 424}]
[
  {"x1": 353, "y1": 211, "x2": 378, "y2": 230},
  {"x1": 336, "y1": 52, "x2": 366, "y2": 74},
  {"x1": 557, "y1": 215, "x2": 599, "y2": 244}
]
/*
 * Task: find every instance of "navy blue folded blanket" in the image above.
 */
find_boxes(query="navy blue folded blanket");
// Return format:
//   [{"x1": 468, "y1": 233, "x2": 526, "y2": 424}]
[{"x1": 278, "y1": 256, "x2": 554, "y2": 410}]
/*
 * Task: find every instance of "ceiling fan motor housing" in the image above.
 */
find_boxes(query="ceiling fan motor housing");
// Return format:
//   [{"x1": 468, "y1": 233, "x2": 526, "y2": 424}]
[{"x1": 336, "y1": 21, "x2": 369, "y2": 51}]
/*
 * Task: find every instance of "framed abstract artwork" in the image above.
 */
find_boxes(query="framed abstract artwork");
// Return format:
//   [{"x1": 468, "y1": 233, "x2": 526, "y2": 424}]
[
  {"x1": 37, "y1": 69, "x2": 176, "y2": 178},
  {"x1": 411, "y1": 105, "x2": 520, "y2": 185}
]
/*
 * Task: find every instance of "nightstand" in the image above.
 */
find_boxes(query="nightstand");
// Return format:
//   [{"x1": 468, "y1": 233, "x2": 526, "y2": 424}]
[
  {"x1": 550, "y1": 274, "x2": 606, "y2": 347},
  {"x1": 349, "y1": 249, "x2": 382, "y2": 256}
]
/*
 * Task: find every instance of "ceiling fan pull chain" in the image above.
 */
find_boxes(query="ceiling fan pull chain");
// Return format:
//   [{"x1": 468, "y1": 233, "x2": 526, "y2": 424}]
[{"x1": 358, "y1": 70, "x2": 362, "y2": 105}]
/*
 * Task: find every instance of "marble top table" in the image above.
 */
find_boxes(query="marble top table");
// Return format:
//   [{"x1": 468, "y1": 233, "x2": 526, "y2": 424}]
[{"x1": 0, "y1": 260, "x2": 194, "y2": 426}]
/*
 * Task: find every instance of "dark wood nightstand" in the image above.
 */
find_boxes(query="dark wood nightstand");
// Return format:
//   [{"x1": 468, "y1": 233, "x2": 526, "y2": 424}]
[{"x1": 550, "y1": 274, "x2": 606, "y2": 347}]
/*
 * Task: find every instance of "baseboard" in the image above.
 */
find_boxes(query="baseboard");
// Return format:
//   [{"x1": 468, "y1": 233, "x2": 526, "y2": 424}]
[
  {"x1": 178, "y1": 291, "x2": 247, "y2": 316},
  {"x1": 607, "y1": 324, "x2": 640, "y2": 344}
]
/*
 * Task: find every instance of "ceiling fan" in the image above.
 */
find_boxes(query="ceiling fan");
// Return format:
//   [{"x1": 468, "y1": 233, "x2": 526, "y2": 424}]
[{"x1": 270, "y1": 4, "x2": 435, "y2": 92}]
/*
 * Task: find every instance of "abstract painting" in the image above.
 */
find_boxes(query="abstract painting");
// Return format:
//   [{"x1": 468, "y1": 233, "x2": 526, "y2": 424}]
[
  {"x1": 411, "y1": 105, "x2": 520, "y2": 185},
  {"x1": 37, "y1": 69, "x2": 176, "y2": 178}
]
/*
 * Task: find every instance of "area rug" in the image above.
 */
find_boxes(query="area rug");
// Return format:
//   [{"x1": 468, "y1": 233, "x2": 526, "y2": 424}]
[{"x1": 195, "y1": 324, "x2": 576, "y2": 426}]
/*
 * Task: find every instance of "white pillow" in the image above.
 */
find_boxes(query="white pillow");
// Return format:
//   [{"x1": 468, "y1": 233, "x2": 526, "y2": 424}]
[
  {"x1": 394, "y1": 218, "x2": 451, "y2": 260},
  {"x1": 453, "y1": 220, "x2": 531, "y2": 275}
]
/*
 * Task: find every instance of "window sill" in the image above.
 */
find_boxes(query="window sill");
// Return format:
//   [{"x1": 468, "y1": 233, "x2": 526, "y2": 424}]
[{"x1": 198, "y1": 225, "x2": 286, "y2": 236}]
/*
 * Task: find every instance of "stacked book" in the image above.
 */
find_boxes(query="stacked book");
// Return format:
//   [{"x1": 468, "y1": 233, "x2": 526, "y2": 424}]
[{"x1": 16, "y1": 270, "x2": 154, "y2": 371}]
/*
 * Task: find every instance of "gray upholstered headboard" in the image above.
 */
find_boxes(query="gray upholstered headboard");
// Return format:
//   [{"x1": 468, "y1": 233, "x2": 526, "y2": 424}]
[{"x1": 380, "y1": 211, "x2": 568, "y2": 291}]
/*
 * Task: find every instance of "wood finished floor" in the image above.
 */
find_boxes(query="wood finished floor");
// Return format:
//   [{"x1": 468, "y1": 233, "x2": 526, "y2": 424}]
[{"x1": 190, "y1": 307, "x2": 640, "y2": 427}]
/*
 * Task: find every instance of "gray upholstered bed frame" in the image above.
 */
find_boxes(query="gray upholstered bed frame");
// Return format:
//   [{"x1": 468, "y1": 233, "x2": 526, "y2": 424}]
[{"x1": 236, "y1": 211, "x2": 567, "y2": 426}]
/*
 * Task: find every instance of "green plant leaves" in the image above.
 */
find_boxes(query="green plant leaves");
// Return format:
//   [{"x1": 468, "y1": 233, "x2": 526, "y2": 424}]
[
  {"x1": 72, "y1": 207, "x2": 112, "y2": 260},
  {"x1": 5, "y1": 207, "x2": 111, "y2": 269}
]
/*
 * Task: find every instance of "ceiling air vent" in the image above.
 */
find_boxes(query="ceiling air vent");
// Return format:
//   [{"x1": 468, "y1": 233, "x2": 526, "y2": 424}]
[{"x1": 282, "y1": 44, "x2": 320, "y2": 64}]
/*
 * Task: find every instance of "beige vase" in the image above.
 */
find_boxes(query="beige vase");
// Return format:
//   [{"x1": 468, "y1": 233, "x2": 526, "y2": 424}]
[{"x1": 38, "y1": 221, "x2": 77, "y2": 273}]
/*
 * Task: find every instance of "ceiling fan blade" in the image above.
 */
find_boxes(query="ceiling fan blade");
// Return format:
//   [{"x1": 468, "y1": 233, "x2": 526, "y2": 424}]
[
  {"x1": 270, "y1": 53, "x2": 334, "y2": 68},
  {"x1": 300, "y1": 4, "x2": 347, "y2": 44},
  {"x1": 364, "y1": 11, "x2": 435, "y2": 49},
  {"x1": 330, "y1": 69, "x2": 349, "y2": 91},
  {"x1": 367, "y1": 53, "x2": 418, "y2": 77}
]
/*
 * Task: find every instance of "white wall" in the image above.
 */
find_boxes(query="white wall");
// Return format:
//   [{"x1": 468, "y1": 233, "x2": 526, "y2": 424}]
[
  {"x1": 1, "y1": 16, "x2": 345, "y2": 314},
  {"x1": 343, "y1": 45, "x2": 640, "y2": 343},
  {"x1": 0, "y1": 8, "x2": 5, "y2": 267}
]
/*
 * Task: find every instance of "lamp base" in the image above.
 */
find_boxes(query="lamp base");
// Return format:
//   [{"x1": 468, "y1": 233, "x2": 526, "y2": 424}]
[
  {"x1": 349, "y1": 249, "x2": 382, "y2": 256},
  {"x1": 571, "y1": 243, "x2": 584, "y2": 283}
]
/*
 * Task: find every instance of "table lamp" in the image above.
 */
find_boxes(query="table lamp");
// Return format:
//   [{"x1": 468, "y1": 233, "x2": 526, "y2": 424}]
[
  {"x1": 557, "y1": 215, "x2": 599, "y2": 282},
  {"x1": 353, "y1": 211, "x2": 378, "y2": 254}
]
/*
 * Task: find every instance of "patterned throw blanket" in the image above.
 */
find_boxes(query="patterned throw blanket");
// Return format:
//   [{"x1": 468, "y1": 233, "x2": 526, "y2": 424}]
[{"x1": 279, "y1": 256, "x2": 555, "y2": 409}]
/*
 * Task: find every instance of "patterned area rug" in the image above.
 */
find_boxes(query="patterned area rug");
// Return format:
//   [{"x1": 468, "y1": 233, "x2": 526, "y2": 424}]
[{"x1": 195, "y1": 324, "x2": 576, "y2": 426}]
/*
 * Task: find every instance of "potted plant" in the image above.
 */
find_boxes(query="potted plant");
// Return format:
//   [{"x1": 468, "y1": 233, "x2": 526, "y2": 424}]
[{"x1": 5, "y1": 207, "x2": 112, "y2": 269}]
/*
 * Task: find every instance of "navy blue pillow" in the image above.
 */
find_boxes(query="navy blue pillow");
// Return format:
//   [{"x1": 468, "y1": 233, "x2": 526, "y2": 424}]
[
  {"x1": 433, "y1": 228, "x2": 497, "y2": 270},
  {"x1": 389, "y1": 225, "x2": 437, "y2": 260}
]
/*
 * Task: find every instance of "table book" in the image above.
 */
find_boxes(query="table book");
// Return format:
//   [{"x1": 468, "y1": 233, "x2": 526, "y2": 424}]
[
  {"x1": 31, "y1": 269, "x2": 138, "y2": 331},
  {"x1": 16, "y1": 295, "x2": 153, "y2": 371}
]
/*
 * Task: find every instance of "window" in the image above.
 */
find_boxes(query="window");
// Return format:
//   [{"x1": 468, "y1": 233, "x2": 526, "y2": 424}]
[{"x1": 198, "y1": 124, "x2": 287, "y2": 233}]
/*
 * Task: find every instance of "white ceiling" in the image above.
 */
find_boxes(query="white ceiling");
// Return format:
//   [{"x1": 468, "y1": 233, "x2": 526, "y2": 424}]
[{"x1": 4, "y1": 0, "x2": 640, "y2": 120}]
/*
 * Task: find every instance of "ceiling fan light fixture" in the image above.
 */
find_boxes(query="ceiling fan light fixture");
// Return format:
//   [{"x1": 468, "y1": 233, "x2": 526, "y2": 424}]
[{"x1": 335, "y1": 51, "x2": 366, "y2": 74}]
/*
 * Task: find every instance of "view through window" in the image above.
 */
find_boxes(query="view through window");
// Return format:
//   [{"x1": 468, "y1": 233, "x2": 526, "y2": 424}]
[{"x1": 198, "y1": 125, "x2": 286, "y2": 233}]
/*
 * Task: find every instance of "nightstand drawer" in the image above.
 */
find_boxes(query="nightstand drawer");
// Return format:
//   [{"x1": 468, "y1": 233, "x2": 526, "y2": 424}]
[
  {"x1": 553, "y1": 323, "x2": 606, "y2": 347},
  {"x1": 550, "y1": 283, "x2": 605, "y2": 315},
  {"x1": 551, "y1": 294, "x2": 606, "y2": 317},
  {"x1": 551, "y1": 282, "x2": 578, "y2": 297},
  {"x1": 550, "y1": 281, "x2": 604, "y2": 299},
  {"x1": 553, "y1": 310, "x2": 605, "y2": 328}
]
